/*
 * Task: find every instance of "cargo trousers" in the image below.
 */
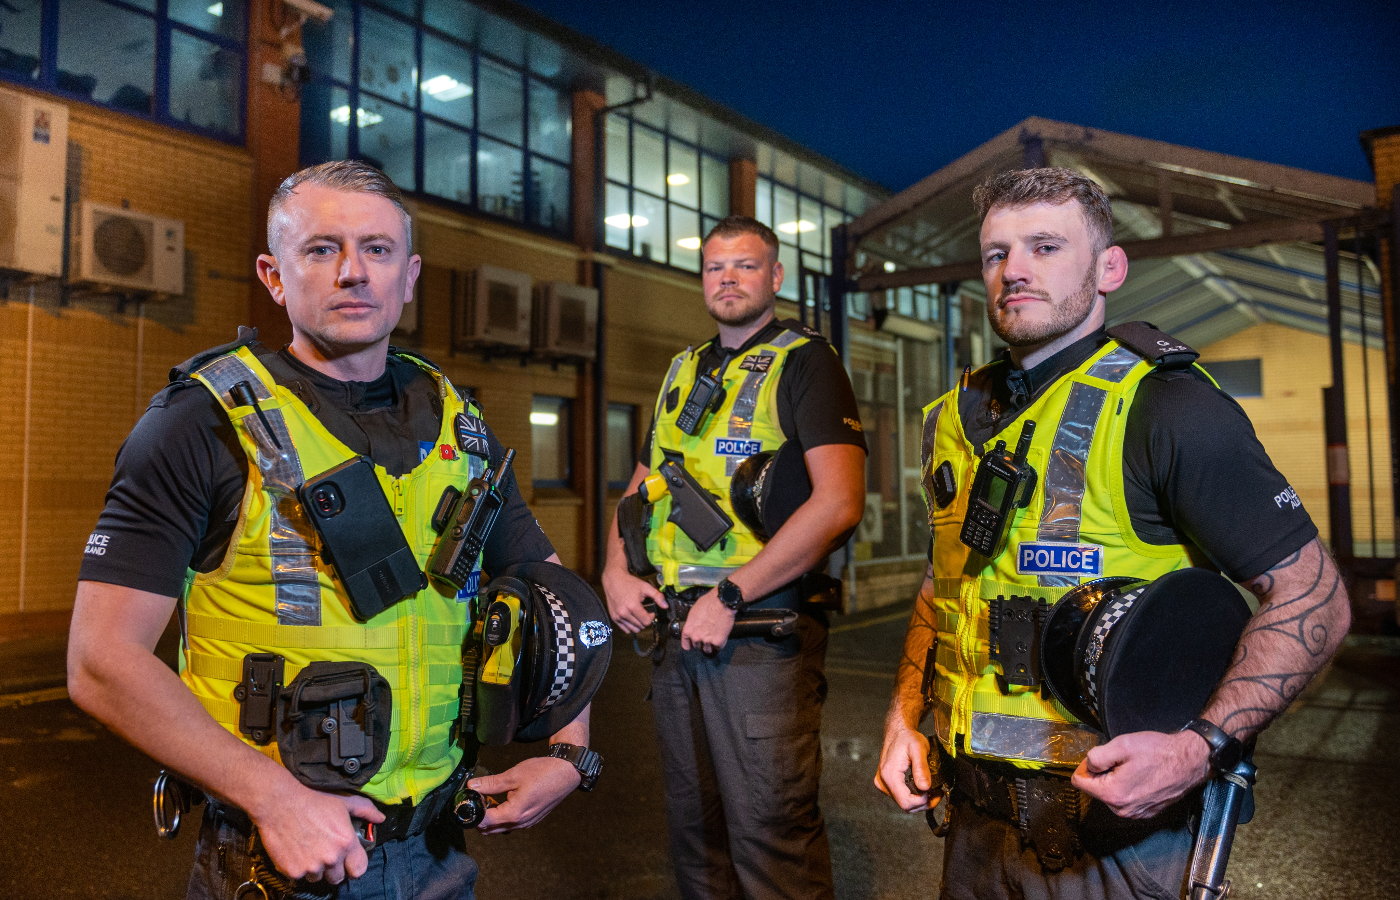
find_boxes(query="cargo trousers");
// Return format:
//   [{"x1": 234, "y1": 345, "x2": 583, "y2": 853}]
[{"x1": 650, "y1": 609, "x2": 834, "y2": 900}]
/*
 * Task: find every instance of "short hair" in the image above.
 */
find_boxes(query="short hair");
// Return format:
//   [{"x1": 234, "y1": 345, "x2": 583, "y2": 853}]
[
  {"x1": 267, "y1": 160, "x2": 412, "y2": 256},
  {"x1": 702, "y1": 216, "x2": 780, "y2": 262},
  {"x1": 972, "y1": 167, "x2": 1114, "y2": 255}
]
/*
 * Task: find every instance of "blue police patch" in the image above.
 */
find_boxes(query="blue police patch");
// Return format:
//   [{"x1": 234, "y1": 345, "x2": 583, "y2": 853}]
[
  {"x1": 715, "y1": 437, "x2": 762, "y2": 458},
  {"x1": 1016, "y1": 542, "x2": 1104, "y2": 577},
  {"x1": 418, "y1": 441, "x2": 435, "y2": 463},
  {"x1": 455, "y1": 569, "x2": 480, "y2": 602}
]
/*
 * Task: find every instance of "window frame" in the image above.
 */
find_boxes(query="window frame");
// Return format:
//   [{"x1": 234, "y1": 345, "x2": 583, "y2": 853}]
[
  {"x1": 605, "y1": 402, "x2": 639, "y2": 491},
  {"x1": 0, "y1": 0, "x2": 249, "y2": 144},
  {"x1": 531, "y1": 394, "x2": 574, "y2": 490},
  {"x1": 300, "y1": 0, "x2": 573, "y2": 238}
]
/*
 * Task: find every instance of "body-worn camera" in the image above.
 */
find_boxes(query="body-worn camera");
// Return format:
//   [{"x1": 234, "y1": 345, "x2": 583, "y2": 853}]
[{"x1": 960, "y1": 420, "x2": 1037, "y2": 557}]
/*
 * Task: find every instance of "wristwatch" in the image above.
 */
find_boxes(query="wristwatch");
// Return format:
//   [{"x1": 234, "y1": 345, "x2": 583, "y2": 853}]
[
  {"x1": 716, "y1": 578, "x2": 748, "y2": 614},
  {"x1": 1182, "y1": 717, "x2": 1244, "y2": 774},
  {"x1": 547, "y1": 742, "x2": 603, "y2": 792}
]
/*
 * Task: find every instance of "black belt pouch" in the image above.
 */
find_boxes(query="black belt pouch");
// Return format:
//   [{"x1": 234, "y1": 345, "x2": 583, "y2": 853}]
[{"x1": 278, "y1": 661, "x2": 392, "y2": 790}]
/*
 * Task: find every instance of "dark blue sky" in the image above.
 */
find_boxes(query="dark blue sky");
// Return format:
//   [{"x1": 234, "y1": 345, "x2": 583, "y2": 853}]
[{"x1": 512, "y1": 0, "x2": 1400, "y2": 192}]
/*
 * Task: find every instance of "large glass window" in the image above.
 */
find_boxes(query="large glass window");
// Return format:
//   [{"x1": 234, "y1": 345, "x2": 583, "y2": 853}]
[
  {"x1": 531, "y1": 396, "x2": 572, "y2": 488},
  {"x1": 606, "y1": 404, "x2": 638, "y2": 490},
  {"x1": 301, "y1": 1, "x2": 572, "y2": 236},
  {"x1": 604, "y1": 111, "x2": 728, "y2": 272},
  {"x1": 756, "y1": 174, "x2": 858, "y2": 303},
  {"x1": 2, "y1": 0, "x2": 245, "y2": 140}
]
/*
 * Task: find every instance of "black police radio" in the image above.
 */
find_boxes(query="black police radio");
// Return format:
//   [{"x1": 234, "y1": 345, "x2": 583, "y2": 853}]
[{"x1": 960, "y1": 420, "x2": 1037, "y2": 557}]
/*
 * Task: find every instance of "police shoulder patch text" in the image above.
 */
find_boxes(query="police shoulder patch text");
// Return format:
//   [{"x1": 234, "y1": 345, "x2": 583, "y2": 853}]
[
  {"x1": 84, "y1": 532, "x2": 111, "y2": 556},
  {"x1": 1016, "y1": 541, "x2": 1104, "y2": 577},
  {"x1": 843, "y1": 417, "x2": 863, "y2": 433}
]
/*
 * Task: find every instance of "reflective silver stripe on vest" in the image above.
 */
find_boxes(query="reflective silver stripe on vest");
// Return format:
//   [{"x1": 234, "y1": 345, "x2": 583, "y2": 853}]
[
  {"x1": 676, "y1": 565, "x2": 740, "y2": 588},
  {"x1": 1035, "y1": 347, "x2": 1143, "y2": 589},
  {"x1": 1084, "y1": 345, "x2": 1141, "y2": 382},
  {"x1": 657, "y1": 350, "x2": 689, "y2": 421},
  {"x1": 968, "y1": 712, "x2": 1100, "y2": 766},
  {"x1": 723, "y1": 330, "x2": 800, "y2": 476},
  {"x1": 195, "y1": 355, "x2": 321, "y2": 627},
  {"x1": 921, "y1": 400, "x2": 945, "y2": 524}
]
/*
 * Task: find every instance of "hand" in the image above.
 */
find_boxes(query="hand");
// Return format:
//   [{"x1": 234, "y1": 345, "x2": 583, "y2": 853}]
[
  {"x1": 1071, "y1": 729, "x2": 1211, "y2": 819},
  {"x1": 601, "y1": 563, "x2": 666, "y2": 635},
  {"x1": 471, "y1": 756, "x2": 581, "y2": 834},
  {"x1": 679, "y1": 589, "x2": 736, "y2": 653},
  {"x1": 250, "y1": 781, "x2": 385, "y2": 885},
  {"x1": 875, "y1": 722, "x2": 940, "y2": 812}
]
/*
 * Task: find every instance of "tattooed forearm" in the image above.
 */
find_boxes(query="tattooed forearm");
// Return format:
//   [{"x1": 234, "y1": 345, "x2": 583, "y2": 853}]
[{"x1": 1205, "y1": 539, "x2": 1350, "y2": 738}]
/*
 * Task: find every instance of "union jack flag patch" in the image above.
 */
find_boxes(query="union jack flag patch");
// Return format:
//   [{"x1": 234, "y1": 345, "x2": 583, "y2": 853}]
[
  {"x1": 739, "y1": 354, "x2": 773, "y2": 372},
  {"x1": 455, "y1": 413, "x2": 490, "y2": 458}
]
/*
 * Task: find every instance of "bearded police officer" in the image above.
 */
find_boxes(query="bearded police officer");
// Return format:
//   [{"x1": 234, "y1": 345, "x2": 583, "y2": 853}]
[
  {"x1": 68, "y1": 161, "x2": 597, "y2": 898},
  {"x1": 603, "y1": 216, "x2": 866, "y2": 900},
  {"x1": 875, "y1": 168, "x2": 1351, "y2": 900}
]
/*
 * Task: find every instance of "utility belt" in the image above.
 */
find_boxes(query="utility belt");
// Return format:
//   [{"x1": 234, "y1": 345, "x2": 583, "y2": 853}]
[
  {"x1": 635, "y1": 573, "x2": 838, "y2": 658},
  {"x1": 936, "y1": 741, "x2": 1087, "y2": 872}
]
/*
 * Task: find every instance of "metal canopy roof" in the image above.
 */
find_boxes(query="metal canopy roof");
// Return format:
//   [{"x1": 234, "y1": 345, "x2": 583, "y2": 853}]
[{"x1": 849, "y1": 117, "x2": 1381, "y2": 348}]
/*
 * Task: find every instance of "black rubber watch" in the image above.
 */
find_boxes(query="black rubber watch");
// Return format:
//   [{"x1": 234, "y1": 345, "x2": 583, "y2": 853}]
[
  {"x1": 1182, "y1": 718, "x2": 1243, "y2": 774},
  {"x1": 716, "y1": 578, "x2": 748, "y2": 613},
  {"x1": 547, "y1": 742, "x2": 603, "y2": 792}
]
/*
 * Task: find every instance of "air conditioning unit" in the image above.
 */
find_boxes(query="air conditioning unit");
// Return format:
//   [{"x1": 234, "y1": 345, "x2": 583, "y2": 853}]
[
  {"x1": 455, "y1": 264, "x2": 531, "y2": 351},
  {"x1": 532, "y1": 281, "x2": 598, "y2": 361},
  {"x1": 78, "y1": 201, "x2": 185, "y2": 295},
  {"x1": 0, "y1": 88, "x2": 67, "y2": 277}
]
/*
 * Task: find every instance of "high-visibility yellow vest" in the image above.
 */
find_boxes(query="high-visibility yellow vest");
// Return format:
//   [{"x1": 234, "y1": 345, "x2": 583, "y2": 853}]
[
  {"x1": 644, "y1": 325, "x2": 815, "y2": 588},
  {"x1": 182, "y1": 345, "x2": 484, "y2": 804},
  {"x1": 922, "y1": 340, "x2": 1210, "y2": 770}
]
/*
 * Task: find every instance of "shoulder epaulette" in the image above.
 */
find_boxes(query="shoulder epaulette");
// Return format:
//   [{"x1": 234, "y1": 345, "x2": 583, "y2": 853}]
[
  {"x1": 389, "y1": 345, "x2": 443, "y2": 374},
  {"x1": 169, "y1": 325, "x2": 260, "y2": 381},
  {"x1": 1106, "y1": 321, "x2": 1198, "y2": 369},
  {"x1": 777, "y1": 318, "x2": 827, "y2": 344}
]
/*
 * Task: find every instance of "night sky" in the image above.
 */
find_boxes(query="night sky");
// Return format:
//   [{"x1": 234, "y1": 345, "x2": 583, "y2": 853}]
[{"x1": 512, "y1": 0, "x2": 1400, "y2": 192}]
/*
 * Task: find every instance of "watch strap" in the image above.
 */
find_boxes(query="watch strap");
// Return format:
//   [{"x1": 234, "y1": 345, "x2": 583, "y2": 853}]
[
  {"x1": 1182, "y1": 717, "x2": 1242, "y2": 772},
  {"x1": 547, "y1": 742, "x2": 602, "y2": 792}
]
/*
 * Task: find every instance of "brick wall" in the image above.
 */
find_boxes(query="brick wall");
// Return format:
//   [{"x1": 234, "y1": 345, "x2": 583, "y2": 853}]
[{"x1": 0, "y1": 100, "x2": 252, "y2": 617}]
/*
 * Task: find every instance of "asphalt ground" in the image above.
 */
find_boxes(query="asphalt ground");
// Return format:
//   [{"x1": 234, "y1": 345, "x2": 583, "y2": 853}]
[{"x1": 2, "y1": 606, "x2": 1397, "y2": 899}]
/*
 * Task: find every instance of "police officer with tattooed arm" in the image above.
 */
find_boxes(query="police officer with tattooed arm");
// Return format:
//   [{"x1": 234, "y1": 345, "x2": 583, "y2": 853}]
[
  {"x1": 875, "y1": 168, "x2": 1350, "y2": 900},
  {"x1": 603, "y1": 216, "x2": 866, "y2": 900},
  {"x1": 67, "y1": 161, "x2": 609, "y2": 899}
]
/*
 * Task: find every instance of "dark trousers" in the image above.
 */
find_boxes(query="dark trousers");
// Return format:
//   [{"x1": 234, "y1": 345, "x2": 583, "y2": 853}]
[
  {"x1": 185, "y1": 803, "x2": 478, "y2": 900},
  {"x1": 939, "y1": 795, "x2": 1195, "y2": 900},
  {"x1": 650, "y1": 612, "x2": 834, "y2": 900}
]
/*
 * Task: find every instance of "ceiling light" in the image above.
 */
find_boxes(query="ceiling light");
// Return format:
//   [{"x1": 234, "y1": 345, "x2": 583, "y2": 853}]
[
  {"x1": 207, "y1": 2, "x2": 223, "y2": 15},
  {"x1": 604, "y1": 213, "x2": 648, "y2": 228},
  {"x1": 667, "y1": 173, "x2": 690, "y2": 186},
  {"x1": 530, "y1": 412, "x2": 559, "y2": 426},
  {"x1": 883, "y1": 261, "x2": 896, "y2": 272},
  {"x1": 422, "y1": 74, "x2": 472, "y2": 101},
  {"x1": 676, "y1": 237, "x2": 701, "y2": 250},
  {"x1": 777, "y1": 219, "x2": 817, "y2": 234},
  {"x1": 329, "y1": 106, "x2": 384, "y2": 127}
]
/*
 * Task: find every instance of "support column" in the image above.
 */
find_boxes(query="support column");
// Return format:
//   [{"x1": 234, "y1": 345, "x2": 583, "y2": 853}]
[
  {"x1": 729, "y1": 158, "x2": 757, "y2": 218},
  {"x1": 572, "y1": 88, "x2": 606, "y2": 580},
  {"x1": 1324, "y1": 223, "x2": 1354, "y2": 561},
  {"x1": 245, "y1": 1, "x2": 305, "y2": 345}
]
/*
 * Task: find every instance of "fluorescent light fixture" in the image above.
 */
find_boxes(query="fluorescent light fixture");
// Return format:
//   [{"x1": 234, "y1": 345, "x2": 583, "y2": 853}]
[
  {"x1": 883, "y1": 261, "x2": 896, "y2": 272},
  {"x1": 530, "y1": 412, "x2": 559, "y2": 426},
  {"x1": 676, "y1": 237, "x2": 702, "y2": 250},
  {"x1": 422, "y1": 74, "x2": 472, "y2": 101},
  {"x1": 777, "y1": 219, "x2": 817, "y2": 234},
  {"x1": 329, "y1": 106, "x2": 384, "y2": 127},
  {"x1": 667, "y1": 173, "x2": 691, "y2": 186},
  {"x1": 207, "y1": 2, "x2": 223, "y2": 15},
  {"x1": 604, "y1": 213, "x2": 649, "y2": 228}
]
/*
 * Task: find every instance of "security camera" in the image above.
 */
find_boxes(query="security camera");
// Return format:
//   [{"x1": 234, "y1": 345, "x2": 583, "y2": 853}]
[{"x1": 283, "y1": 0, "x2": 333, "y2": 24}]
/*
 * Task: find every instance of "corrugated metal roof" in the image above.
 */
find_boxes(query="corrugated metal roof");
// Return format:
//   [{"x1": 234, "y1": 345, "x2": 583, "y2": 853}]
[{"x1": 852, "y1": 118, "x2": 1381, "y2": 348}]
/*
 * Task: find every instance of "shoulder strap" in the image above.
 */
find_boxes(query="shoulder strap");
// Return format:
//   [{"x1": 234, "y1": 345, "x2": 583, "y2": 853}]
[
  {"x1": 170, "y1": 326, "x2": 260, "y2": 381},
  {"x1": 1105, "y1": 321, "x2": 1198, "y2": 369},
  {"x1": 775, "y1": 318, "x2": 826, "y2": 345}
]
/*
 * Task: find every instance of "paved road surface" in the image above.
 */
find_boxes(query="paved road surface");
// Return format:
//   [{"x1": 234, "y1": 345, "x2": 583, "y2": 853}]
[{"x1": 2, "y1": 606, "x2": 1396, "y2": 899}]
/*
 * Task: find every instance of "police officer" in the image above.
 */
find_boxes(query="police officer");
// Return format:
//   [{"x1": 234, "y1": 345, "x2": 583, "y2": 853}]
[
  {"x1": 875, "y1": 168, "x2": 1351, "y2": 900},
  {"x1": 68, "y1": 161, "x2": 593, "y2": 898},
  {"x1": 603, "y1": 216, "x2": 866, "y2": 900}
]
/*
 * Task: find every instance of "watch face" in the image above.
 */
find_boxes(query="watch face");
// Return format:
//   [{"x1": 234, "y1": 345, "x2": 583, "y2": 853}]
[{"x1": 718, "y1": 579, "x2": 743, "y2": 609}]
